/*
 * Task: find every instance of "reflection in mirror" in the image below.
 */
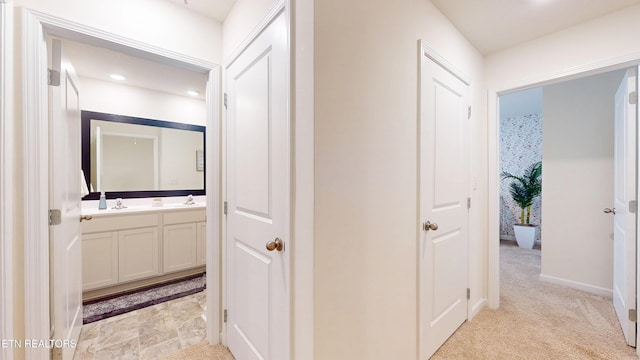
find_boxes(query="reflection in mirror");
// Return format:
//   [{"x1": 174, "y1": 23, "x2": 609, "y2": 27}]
[{"x1": 82, "y1": 111, "x2": 206, "y2": 200}]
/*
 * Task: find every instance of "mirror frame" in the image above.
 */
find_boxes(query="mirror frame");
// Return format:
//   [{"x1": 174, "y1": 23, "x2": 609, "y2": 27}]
[{"x1": 81, "y1": 110, "x2": 206, "y2": 200}]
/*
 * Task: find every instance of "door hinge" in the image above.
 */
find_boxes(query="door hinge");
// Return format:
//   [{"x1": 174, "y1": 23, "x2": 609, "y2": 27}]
[
  {"x1": 467, "y1": 106, "x2": 471, "y2": 119},
  {"x1": 224, "y1": 309, "x2": 228, "y2": 323},
  {"x1": 223, "y1": 201, "x2": 228, "y2": 215},
  {"x1": 630, "y1": 200, "x2": 637, "y2": 214},
  {"x1": 467, "y1": 197, "x2": 471, "y2": 209},
  {"x1": 466, "y1": 288, "x2": 470, "y2": 300},
  {"x1": 630, "y1": 91, "x2": 638, "y2": 105},
  {"x1": 48, "y1": 69, "x2": 60, "y2": 87},
  {"x1": 224, "y1": 93, "x2": 228, "y2": 109},
  {"x1": 49, "y1": 209, "x2": 61, "y2": 226},
  {"x1": 629, "y1": 309, "x2": 637, "y2": 322}
]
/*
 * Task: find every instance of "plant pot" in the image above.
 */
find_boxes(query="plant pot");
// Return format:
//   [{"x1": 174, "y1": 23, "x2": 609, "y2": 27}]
[{"x1": 513, "y1": 224, "x2": 538, "y2": 249}]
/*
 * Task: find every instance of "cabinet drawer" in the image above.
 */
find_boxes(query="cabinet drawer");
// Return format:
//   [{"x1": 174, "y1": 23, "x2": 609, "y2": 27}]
[
  {"x1": 82, "y1": 213, "x2": 160, "y2": 234},
  {"x1": 163, "y1": 210, "x2": 205, "y2": 225}
]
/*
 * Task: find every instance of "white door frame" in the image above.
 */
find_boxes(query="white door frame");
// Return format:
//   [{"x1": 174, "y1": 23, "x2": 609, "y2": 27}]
[
  {"x1": 487, "y1": 51, "x2": 640, "y2": 354},
  {"x1": 19, "y1": 9, "x2": 220, "y2": 359},
  {"x1": 0, "y1": 1, "x2": 14, "y2": 359}
]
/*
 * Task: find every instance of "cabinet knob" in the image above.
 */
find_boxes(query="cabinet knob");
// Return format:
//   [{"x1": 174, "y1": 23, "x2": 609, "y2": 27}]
[{"x1": 80, "y1": 215, "x2": 93, "y2": 222}]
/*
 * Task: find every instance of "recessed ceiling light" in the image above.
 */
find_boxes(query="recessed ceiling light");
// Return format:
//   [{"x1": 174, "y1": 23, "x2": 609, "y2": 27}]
[
  {"x1": 187, "y1": 90, "x2": 200, "y2": 97},
  {"x1": 109, "y1": 74, "x2": 126, "y2": 81}
]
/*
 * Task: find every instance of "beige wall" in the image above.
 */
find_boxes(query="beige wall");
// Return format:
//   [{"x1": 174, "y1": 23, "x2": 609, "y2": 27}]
[
  {"x1": 314, "y1": 0, "x2": 485, "y2": 359},
  {"x1": 541, "y1": 70, "x2": 624, "y2": 294},
  {"x1": 81, "y1": 77, "x2": 207, "y2": 126},
  {"x1": 9, "y1": 2, "x2": 221, "y2": 358}
]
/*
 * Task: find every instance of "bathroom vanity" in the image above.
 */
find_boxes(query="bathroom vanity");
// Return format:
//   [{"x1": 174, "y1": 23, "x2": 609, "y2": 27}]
[{"x1": 80, "y1": 204, "x2": 206, "y2": 301}]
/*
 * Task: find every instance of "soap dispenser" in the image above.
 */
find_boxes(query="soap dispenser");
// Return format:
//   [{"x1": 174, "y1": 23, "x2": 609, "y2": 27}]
[{"x1": 98, "y1": 192, "x2": 107, "y2": 210}]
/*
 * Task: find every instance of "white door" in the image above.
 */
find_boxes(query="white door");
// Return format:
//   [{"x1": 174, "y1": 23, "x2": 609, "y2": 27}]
[
  {"x1": 612, "y1": 67, "x2": 637, "y2": 347},
  {"x1": 418, "y1": 49, "x2": 470, "y2": 359},
  {"x1": 225, "y1": 10, "x2": 289, "y2": 360},
  {"x1": 49, "y1": 38, "x2": 83, "y2": 360}
]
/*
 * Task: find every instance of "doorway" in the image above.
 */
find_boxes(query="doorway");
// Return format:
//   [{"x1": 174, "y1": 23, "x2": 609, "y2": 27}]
[
  {"x1": 20, "y1": 9, "x2": 221, "y2": 359},
  {"x1": 494, "y1": 67, "x2": 637, "y2": 349}
]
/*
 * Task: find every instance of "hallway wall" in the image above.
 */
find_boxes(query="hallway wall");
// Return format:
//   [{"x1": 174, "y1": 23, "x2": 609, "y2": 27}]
[{"x1": 314, "y1": 0, "x2": 485, "y2": 358}]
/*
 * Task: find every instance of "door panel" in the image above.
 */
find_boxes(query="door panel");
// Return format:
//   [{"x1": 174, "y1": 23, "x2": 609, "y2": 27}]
[
  {"x1": 50, "y1": 38, "x2": 83, "y2": 360},
  {"x1": 419, "y1": 49, "x2": 469, "y2": 359},
  {"x1": 226, "y1": 10, "x2": 289, "y2": 360},
  {"x1": 613, "y1": 67, "x2": 637, "y2": 346}
]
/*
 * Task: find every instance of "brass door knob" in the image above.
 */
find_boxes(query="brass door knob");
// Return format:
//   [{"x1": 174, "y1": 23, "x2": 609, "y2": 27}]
[
  {"x1": 423, "y1": 221, "x2": 438, "y2": 231},
  {"x1": 266, "y1": 237, "x2": 284, "y2": 252},
  {"x1": 603, "y1": 208, "x2": 616, "y2": 215},
  {"x1": 80, "y1": 215, "x2": 93, "y2": 222}
]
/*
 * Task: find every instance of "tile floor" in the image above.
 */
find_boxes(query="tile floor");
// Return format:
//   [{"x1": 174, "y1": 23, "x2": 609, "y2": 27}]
[{"x1": 74, "y1": 291, "x2": 207, "y2": 360}]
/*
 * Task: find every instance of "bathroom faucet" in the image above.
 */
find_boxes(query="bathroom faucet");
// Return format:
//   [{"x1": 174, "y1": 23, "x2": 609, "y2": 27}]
[
  {"x1": 112, "y1": 198, "x2": 127, "y2": 209},
  {"x1": 184, "y1": 194, "x2": 195, "y2": 205}
]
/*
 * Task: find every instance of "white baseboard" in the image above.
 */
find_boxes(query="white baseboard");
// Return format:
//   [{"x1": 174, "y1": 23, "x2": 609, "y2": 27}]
[
  {"x1": 500, "y1": 235, "x2": 516, "y2": 241},
  {"x1": 539, "y1": 274, "x2": 612, "y2": 298},
  {"x1": 469, "y1": 298, "x2": 488, "y2": 320}
]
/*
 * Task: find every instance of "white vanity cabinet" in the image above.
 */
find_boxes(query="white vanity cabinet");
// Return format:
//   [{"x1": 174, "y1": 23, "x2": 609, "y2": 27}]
[
  {"x1": 81, "y1": 212, "x2": 160, "y2": 291},
  {"x1": 197, "y1": 221, "x2": 206, "y2": 265},
  {"x1": 163, "y1": 210, "x2": 205, "y2": 273},
  {"x1": 82, "y1": 232, "x2": 118, "y2": 290},
  {"x1": 81, "y1": 206, "x2": 206, "y2": 297},
  {"x1": 119, "y1": 227, "x2": 160, "y2": 282}
]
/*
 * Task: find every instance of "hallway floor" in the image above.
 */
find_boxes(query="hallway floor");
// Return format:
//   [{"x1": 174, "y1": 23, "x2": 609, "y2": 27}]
[
  {"x1": 74, "y1": 291, "x2": 206, "y2": 360},
  {"x1": 432, "y1": 243, "x2": 637, "y2": 359}
]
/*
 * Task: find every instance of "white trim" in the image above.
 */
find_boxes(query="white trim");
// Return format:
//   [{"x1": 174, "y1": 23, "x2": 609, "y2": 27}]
[
  {"x1": 0, "y1": 2, "x2": 14, "y2": 359},
  {"x1": 487, "y1": 52, "x2": 640, "y2": 311},
  {"x1": 291, "y1": 0, "x2": 314, "y2": 357},
  {"x1": 23, "y1": 9, "x2": 51, "y2": 360},
  {"x1": 205, "y1": 67, "x2": 221, "y2": 345},
  {"x1": 469, "y1": 298, "x2": 487, "y2": 320},
  {"x1": 22, "y1": 9, "x2": 221, "y2": 359},
  {"x1": 422, "y1": 43, "x2": 471, "y2": 86},
  {"x1": 539, "y1": 274, "x2": 613, "y2": 298}
]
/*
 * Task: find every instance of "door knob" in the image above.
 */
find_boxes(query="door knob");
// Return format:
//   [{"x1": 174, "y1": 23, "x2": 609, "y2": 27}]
[
  {"x1": 603, "y1": 208, "x2": 616, "y2": 215},
  {"x1": 423, "y1": 221, "x2": 438, "y2": 231},
  {"x1": 80, "y1": 215, "x2": 93, "y2": 222},
  {"x1": 266, "y1": 237, "x2": 284, "y2": 252}
]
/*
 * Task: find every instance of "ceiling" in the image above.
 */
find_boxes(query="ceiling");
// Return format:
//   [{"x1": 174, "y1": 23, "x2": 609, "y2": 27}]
[
  {"x1": 165, "y1": 0, "x2": 236, "y2": 21},
  {"x1": 430, "y1": 0, "x2": 640, "y2": 55},
  {"x1": 63, "y1": 39, "x2": 208, "y2": 100}
]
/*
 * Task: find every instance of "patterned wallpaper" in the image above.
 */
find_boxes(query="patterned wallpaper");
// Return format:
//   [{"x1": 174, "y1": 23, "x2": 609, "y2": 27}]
[{"x1": 500, "y1": 113, "x2": 543, "y2": 241}]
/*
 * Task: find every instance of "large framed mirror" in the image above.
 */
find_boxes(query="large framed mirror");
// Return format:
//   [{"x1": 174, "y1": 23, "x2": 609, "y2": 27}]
[{"x1": 81, "y1": 110, "x2": 206, "y2": 200}]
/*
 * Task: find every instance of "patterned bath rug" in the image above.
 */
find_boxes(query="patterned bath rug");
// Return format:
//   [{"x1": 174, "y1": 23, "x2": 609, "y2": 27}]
[{"x1": 83, "y1": 273, "x2": 206, "y2": 324}]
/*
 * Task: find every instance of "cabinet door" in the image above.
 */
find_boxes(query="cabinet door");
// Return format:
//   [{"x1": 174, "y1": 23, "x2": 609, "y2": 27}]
[
  {"x1": 163, "y1": 223, "x2": 198, "y2": 273},
  {"x1": 118, "y1": 227, "x2": 160, "y2": 282},
  {"x1": 197, "y1": 221, "x2": 206, "y2": 266},
  {"x1": 82, "y1": 232, "x2": 118, "y2": 291}
]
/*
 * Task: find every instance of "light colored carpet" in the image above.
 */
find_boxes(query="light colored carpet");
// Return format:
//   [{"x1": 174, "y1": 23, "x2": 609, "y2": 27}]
[
  {"x1": 432, "y1": 243, "x2": 637, "y2": 359},
  {"x1": 160, "y1": 342, "x2": 234, "y2": 360}
]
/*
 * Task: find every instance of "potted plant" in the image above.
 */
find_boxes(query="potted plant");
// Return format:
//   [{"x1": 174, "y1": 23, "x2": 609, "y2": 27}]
[{"x1": 501, "y1": 161, "x2": 542, "y2": 249}]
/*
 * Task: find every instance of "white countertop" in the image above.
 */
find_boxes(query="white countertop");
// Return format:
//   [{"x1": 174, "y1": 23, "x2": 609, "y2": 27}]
[{"x1": 82, "y1": 201, "x2": 206, "y2": 216}]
